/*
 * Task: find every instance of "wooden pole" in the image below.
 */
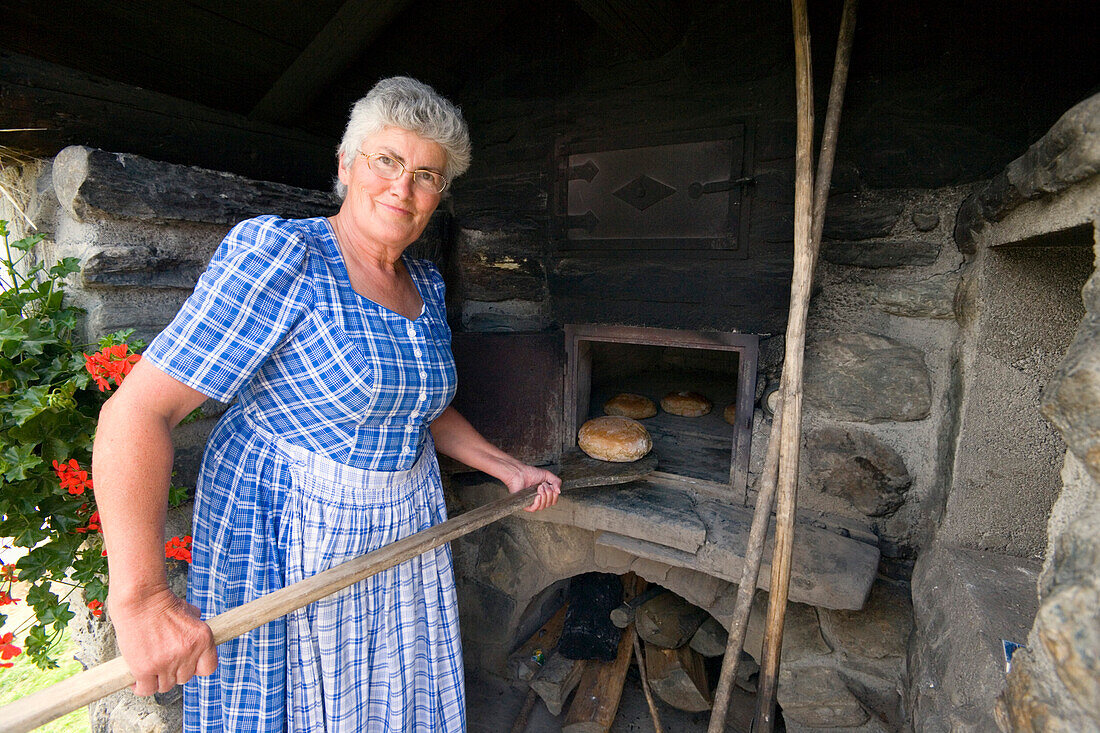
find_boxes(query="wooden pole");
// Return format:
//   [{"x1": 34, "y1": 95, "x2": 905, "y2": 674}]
[
  {"x1": 705, "y1": 399, "x2": 783, "y2": 733},
  {"x1": 752, "y1": 2, "x2": 814, "y2": 724},
  {"x1": 708, "y1": 0, "x2": 858, "y2": 724},
  {"x1": 0, "y1": 484, "x2": 544, "y2": 733},
  {"x1": 509, "y1": 688, "x2": 539, "y2": 733},
  {"x1": 752, "y1": 0, "x2": 860, "y2": 729},
  {"x1": 632, "y1": 629, "x2": 664, "y2": 733}
]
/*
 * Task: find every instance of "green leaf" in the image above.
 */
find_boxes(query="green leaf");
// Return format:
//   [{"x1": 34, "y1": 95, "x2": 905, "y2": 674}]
[
  {"x1": 9, "y1": 233, "x2": 46, "y2": 252},
  {"x1": 9, "y1": 385, "x2": 51, "y2": 426},
  {"x1": 168, "y1": 483, "x2": 192, "y2": 507},
  {"x1": 23, "y1": 624, "x2": 61, "y2": 669},
  {"x1": 0, "y1": 442, "x2": 42, "y2": 481},
  {"x1": 49, "y1": 258, "x2": 81, "y2": 278}
]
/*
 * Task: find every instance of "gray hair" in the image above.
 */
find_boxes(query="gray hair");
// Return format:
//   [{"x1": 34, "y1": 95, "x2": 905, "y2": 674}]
[{"x1": 335, "y1": 77, "x2": 471, "y2": 199}]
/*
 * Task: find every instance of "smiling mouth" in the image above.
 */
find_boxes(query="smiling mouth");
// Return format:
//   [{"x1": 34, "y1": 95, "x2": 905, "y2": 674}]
[{"x1": 378, "y1": 201, "x2": 411, "y2": 215}]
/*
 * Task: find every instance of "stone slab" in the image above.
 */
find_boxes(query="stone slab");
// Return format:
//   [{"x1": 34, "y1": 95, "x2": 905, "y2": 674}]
[
  {"x1": 908, "y1": 544, "x2": 1041, "y2": 732},
  {"x1": 572, "y1": 481, "x2": 880, "y2": 610},
  {"x1": 955, "y1": 91, "x2": 1100, "y2": 251},
  {"x1": 803, "y1": 332, "x2": 932, "y2": 423},
  {"x1": 822, "y1": 239, "x2": 941, "y2": 268},
  {"x1": 531, "y1": 480, "x2": 707, "y2": 553},
  {"x1": 822, "y1": 194, "x2": 904, "y2": 240}
]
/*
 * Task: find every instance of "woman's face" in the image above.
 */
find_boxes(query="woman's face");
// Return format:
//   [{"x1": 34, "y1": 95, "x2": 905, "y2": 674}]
[{"x1": 337, "y1": 126, "x2": 447, "y2": 251}]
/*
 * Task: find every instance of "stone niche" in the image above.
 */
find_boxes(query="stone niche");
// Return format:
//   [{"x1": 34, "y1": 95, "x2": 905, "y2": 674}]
[{"x1": 909, "y1": 92, "x2": 1100, "y2": 733}]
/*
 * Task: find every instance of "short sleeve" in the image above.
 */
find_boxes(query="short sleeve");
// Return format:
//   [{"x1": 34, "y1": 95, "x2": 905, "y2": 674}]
[{"x1": 144, "y1": 216, "x2": 313, "y2": 402}]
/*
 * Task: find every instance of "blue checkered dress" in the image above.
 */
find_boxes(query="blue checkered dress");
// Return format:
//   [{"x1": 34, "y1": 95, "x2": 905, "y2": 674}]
[{"x1": 144, "y1": 215, "x2": 464, "y2": 732}]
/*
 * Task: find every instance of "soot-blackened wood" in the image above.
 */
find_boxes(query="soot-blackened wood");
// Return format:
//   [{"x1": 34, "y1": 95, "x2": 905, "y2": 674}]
[
  {"x1": 450, "y1": 333, "x2": 564, "y2": 467},
  {"x1": 452, "y1": 171, "x2": 552, "y2": 232},
  {"x1": 571, "y1": 0, "x2": 686, "y2": 59},
  {"x1": 0, "y1": 51, "x2": 335, "y2": 189},
  {"x1": 561, "y1": 576, "x2": 637, "y2": 733},
  {"x1": 559, "y1": 573, "x2": 624, "y2": 662},
  {"x1": 250, "y1": 0, "x2": 414, "y2": 125}
]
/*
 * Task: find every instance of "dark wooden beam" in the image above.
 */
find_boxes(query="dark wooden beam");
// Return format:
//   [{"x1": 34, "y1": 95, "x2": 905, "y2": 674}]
[
  {"x1": 249, "y1": 0, "x2": 414, "y2": 126},
  {"x1": 0, "y1": 51, "x2": 336, "y2": 189},
  {"x1": 570, "y1": 0, "x2": 686, "y2": 59}
]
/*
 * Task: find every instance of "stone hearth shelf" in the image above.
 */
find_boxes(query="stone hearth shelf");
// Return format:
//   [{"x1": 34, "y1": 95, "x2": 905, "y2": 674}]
[{"x1": 452, "y1": 464, "x2": 880, "y2": 612}]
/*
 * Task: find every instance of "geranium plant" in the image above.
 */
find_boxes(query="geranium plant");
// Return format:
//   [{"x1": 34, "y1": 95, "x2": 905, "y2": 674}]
[{"x1": 0, "y1": 219, "x2": 189, "y2": 668}]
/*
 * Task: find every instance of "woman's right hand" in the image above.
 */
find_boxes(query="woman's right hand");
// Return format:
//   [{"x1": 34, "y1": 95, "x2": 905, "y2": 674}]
[{"x1": 108, "y1": 587, "x2": 217, "y2": 696}]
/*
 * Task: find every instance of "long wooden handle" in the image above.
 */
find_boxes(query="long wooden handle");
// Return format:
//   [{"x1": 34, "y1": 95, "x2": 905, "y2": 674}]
[
  {"x1": 753, "y1": 1, "x2": 816, "y2": 730},
  {"x1": 0, "y1": 485, "x2": 541, "y2": 733}
]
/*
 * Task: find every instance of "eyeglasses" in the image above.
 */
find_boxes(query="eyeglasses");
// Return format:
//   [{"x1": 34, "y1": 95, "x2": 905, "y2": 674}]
[{"x1": 358, "y1": 151, "x2": 448, "y2": 194}]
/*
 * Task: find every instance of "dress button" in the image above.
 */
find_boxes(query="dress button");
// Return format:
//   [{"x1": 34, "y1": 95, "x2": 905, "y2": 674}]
[
  {"x1": 419, "y1": 370, "x2": 427, "y2": 379},
  {"x1": 419, "y1": 392, "x2": 427, "y2": 401},
  {"x1": 414, "y1": 349, "x2": 423, "y2": 357}
]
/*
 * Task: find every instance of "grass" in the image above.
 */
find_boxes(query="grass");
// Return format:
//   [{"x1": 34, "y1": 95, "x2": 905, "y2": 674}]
[{"x1": 0, "y1": 627, "x2": 91, "y2": 732}]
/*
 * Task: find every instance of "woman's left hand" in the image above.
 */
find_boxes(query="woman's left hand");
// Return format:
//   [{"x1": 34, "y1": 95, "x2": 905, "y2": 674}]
[{"x1": 502, "y1": 463, "x2": 562, "y2": 512}]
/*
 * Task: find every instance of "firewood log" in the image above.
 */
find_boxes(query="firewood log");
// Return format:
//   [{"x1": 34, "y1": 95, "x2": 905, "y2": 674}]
[
  {"x1": 689, "y1": 615, "x2": 729, "y2": 657},
  {"x1": 635, "y1": 592, "x2": 709, "y2": 649},
  {"x1": 562, "y1": 575, "x2": 637, "y2": 732},
  {"x1": 530, "y1": 651, "x2": 586, "y2": 716},
  {"x1": 645, "y1": 641, "x2": 712, "y2": 712},
  {"x1": 609, "y1": 585, "x2": 666, "y2": 628},
  {"x1": 561, "y1": 624, "x2": 633, "y2": 732},
  {"x1": 508, "y1": 604, "x2": 567, "y2": 683}
]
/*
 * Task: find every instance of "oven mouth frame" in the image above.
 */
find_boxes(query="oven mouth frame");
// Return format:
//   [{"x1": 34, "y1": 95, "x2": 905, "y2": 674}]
[{"x1": 564, "y1": 324, "x2": 759, "y2": 502}]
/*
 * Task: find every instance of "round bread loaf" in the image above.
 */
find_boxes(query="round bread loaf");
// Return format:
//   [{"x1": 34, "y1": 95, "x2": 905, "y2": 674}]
[
  {"x1": 661, "y1": 390, "x2": 712, "y2": 417},
  {"x1": 604, "y1": 393, "x2": 657, "y2": 419},
  {"x1": 578, "y1": 416, "x2": 653, "y2": 462},
  {"x1": 723, "y1": 403, "x2": 737, "y2": 425}
]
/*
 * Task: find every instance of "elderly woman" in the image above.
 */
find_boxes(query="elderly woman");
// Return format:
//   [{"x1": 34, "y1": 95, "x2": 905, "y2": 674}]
[{"x1": 92, "y1": 77, "x2": 560, "y2": 732}]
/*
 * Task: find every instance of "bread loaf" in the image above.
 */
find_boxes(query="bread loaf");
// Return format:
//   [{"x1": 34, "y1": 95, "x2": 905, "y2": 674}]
[
  {"x1": 661, "y1": 391, "x2": 712, "y2": 417},
  {"x1": 604, "y1": 393, "x2": 657, "y2": 419},
  {"x1": 723, "y1": 403, "x2": 737, "y2": 425},
  {"x1": 578, "y1": 416, "x2": 653, "y2": 462}
]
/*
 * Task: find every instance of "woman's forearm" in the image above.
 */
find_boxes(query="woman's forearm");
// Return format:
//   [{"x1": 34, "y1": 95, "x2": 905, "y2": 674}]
[
  {"x1": 429, "y1": 406, "x2": 521, "y2": 481},
  {"x1": 94, "y1": 391, "x2": 178, "y2": 603},
  {"x1": 92, "y1": 360, "x2": 207, "y2": 606},
  {"x1": 430, "y1": 406, "x2": 562, "y2": 514}
]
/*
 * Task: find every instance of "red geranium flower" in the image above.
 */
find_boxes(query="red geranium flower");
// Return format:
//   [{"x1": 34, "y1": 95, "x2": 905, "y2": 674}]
[
  {"x1": 165, "y1": 535, "x2": 193, "y2": 564},
  {"x1": 75, "y1": 510, "x2": 102, "y2": 534},
  {"x1": 86, "y1": 599, "x2": 104, "y2": 618},
  {"x1": 0, "y1": 632, "x2": 22, "y2": 667},
  {"x1": 83, "y1": 344, "x2": 141, "y2": 392},
  {"x1": 0, "y1": 591, "x2": 17, "y2": 606},
  {"x1": 52, "y1": 458, "x2": 93, "y2": 495}
]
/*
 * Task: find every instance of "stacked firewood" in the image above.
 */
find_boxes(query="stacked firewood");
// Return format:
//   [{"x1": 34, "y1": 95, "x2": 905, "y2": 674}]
[{"x1": 509, "y1": 573, "x2": 752, "y2": 732}]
